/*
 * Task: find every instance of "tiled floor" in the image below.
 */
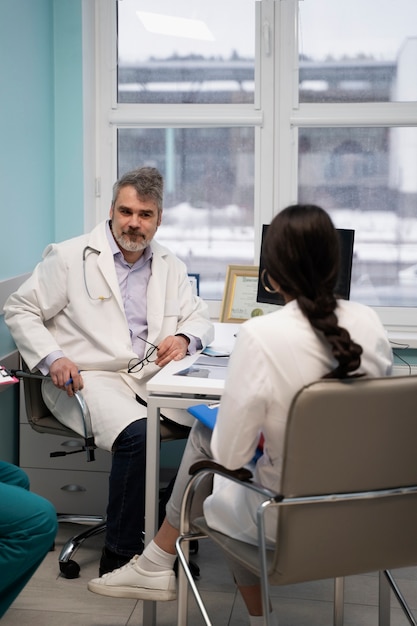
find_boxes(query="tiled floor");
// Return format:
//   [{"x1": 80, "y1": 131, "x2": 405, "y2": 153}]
[{"x1": 3, "y1": 521, "x2": 417, "y2": 626}]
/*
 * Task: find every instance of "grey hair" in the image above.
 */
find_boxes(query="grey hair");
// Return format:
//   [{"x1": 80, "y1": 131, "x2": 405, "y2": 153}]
[{"x1": 111, "y1": 167, "x2": 163, "y2": 212}]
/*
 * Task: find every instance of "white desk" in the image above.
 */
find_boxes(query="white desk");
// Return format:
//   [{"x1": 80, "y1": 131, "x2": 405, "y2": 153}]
[{"x1": 143, "y1": 323, "x2": 238, "y2": 625}]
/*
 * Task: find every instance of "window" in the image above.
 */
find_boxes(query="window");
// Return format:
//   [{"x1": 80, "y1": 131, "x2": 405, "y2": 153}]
[
  {"x1": 94, "y1": 0, "x2": 417, "y2": 331},
  {"x1": 117, "y1": 0, "x2": 255, "y2": 105},
  {"x1": 95, "y1": 0, "x2": 266, "y2": 310},
  {"x1": 118, "y1": 126, "x2": 255, "y2": 299},
  {"x1": 298, "y1": 126, "x2": 417, "y2": 307},
  {"x1": 294, "y1": 0, "x2": 417, "y2": 324},
  {"x1": 298, "y1": 0, "x2": 417, "y2": 104}
]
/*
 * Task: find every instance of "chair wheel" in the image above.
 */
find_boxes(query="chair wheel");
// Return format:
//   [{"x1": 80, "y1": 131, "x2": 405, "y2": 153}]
[
  {"x1": 59, "y1": 559, "x2": 80, "y2": 579},
  {"x1": 190, "y1": 540, "x2": 199, "y2": 554}
]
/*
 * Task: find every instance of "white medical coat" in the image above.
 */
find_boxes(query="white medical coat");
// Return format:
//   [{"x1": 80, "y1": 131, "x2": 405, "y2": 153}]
[
  {"x1": 204, "y1": 299, "x2": 393, "y2": 545},
  {"x1": 4, "y1": 221, "x2": 214, "y2": 449}
]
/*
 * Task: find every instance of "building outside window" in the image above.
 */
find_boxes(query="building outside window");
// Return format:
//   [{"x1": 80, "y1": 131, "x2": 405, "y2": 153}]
[
  {"x1": 94, "y1": 0, "x2": 417, "y2": 325},
  {"x1": 297, "y1": 0, "x2": 417, "y2": 309}
]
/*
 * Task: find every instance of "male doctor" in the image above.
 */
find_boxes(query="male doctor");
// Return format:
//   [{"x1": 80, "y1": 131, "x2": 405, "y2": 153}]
[{"x1": 4, "y1": 166, "x2": 214, "y2": 576}]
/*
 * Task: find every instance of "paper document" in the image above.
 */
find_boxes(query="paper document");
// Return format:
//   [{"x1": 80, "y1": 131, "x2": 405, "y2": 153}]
[
  {"x1": 174, "y1": 365, "x2": 229, "y2": 380},
  {"x1": 175, "y1": 352, "x2": 229, "y2": 380},
  {"x1": 194, "y1": 355, "x2": 229, "y2": 367}
]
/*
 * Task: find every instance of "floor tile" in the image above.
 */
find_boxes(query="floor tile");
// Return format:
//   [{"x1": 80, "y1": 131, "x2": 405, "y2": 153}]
[{"x1": 3, "y1": 522, "x2": 417, "y2": 626}]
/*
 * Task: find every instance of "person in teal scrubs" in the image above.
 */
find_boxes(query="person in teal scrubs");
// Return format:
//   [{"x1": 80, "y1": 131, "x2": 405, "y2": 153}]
[{"x1": 0, "y1": 460, "x2": 58, "y2": 617}]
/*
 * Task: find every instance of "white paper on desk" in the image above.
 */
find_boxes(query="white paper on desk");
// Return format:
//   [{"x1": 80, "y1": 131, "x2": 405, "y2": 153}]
[{"x1": 194, "y1": 355, "x2": 229, "y2": 367}]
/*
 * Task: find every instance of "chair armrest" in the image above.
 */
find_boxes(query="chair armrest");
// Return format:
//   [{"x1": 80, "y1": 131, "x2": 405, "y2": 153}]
[
  {"x1": 14, "y1": 365, "x2": 96, "y2": 462},
  {"x1": 189, "y1": 460, "x2": 282, "y2": 502},
  {"x1": 12, "y1": 368, "x2": 50, "y2": 381},
  {"x1": 190, "y1": 460, "x2": 253, "y2": 482}
]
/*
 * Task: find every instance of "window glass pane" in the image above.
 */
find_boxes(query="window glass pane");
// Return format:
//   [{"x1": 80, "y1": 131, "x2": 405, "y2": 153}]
[
  {"x1": 298, "y1": 127, "x2": 417, "y2": 307},
  {"x1": 118, "y1": 128, "x2": 255, "y2": 299},
  {"x1": 118, "y1": 0, "x2": 255, "y2": 104},
  {"x1": 299, "y1": 0, "x2": 417, "y2": 103}
]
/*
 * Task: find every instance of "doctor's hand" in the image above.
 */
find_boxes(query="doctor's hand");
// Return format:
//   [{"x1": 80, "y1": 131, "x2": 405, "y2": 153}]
[
  {"x1": 49, "y1": 357, "x2": 84, "y2": 397},
  {"x1": 155, "y1": 334, "x2": 189, "y2": 368}
]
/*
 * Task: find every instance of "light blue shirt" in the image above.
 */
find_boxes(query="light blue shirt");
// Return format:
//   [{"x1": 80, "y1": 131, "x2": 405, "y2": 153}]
[{"x1": 106, "y1": 220, "x2": 153, "y2": 359}]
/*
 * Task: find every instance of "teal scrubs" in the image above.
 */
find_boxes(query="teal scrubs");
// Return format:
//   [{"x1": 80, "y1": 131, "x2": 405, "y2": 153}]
[{"x1": 0, "y1": 461, "x2": 57, "y2": 617}]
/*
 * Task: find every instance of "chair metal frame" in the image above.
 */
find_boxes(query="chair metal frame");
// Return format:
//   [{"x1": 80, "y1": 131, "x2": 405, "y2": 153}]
[
  {"x1": 176, "y1": 375, "x2": 417, "y2": 626},
  {"x1": 14, "y1": 363, "x2": 107, "y2": 578}
]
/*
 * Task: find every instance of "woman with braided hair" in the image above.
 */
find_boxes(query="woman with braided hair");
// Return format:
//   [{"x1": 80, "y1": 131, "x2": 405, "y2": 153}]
[
  {"x1": 88, "y1": 204, "x2": 392, "y2": 626},
  {"x1": 261, "y1": 203, "x2": 364, "y2": 380}
]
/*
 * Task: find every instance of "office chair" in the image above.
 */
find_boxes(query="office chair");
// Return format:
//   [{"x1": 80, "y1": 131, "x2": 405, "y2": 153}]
[
  {"x1": 176, "y1": 375, "x2": 417, "y2": 626},
  {"x1": 17, "y1": 361, "x2": 191, "y2": 579}
]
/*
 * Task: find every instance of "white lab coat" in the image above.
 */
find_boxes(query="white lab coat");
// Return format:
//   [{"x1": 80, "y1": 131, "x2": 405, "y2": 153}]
[
  {"x1": 4, "y1": 221, "x2": 214, "y2": 449},
  {"x1": 204, "y1": 299, "x2": 393, "y2": 545}
]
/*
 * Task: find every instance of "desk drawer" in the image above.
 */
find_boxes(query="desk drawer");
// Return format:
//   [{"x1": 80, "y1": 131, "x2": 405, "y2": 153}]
[
  {"x1": 23, "y1": 467, "x2": 109, "y2": 516},
  {"x1": 20, "y1": 424, "x2": 112, "y2": 472}
]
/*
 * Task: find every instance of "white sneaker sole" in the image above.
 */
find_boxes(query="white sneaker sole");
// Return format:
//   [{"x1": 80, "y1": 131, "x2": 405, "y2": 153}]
[{"x1": 87, "y1": 580, "x2": 176, "y2": 601}]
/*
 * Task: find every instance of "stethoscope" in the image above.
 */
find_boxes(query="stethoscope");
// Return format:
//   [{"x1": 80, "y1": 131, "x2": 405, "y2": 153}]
[{"x1": 82, "y1": 246, "x2": 113, "y2": 301}]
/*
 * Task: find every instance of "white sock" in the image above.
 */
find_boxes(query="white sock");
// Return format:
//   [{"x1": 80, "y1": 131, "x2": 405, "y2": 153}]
[
  {"x1": 137, "y1": 540, "x2": 177, "y2": 573},
  {"x1": 249, "y1": 610, "x2": 278, "y2": 625}
]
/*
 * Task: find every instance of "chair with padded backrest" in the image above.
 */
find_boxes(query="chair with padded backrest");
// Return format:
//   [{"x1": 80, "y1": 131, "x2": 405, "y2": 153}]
[
  {"x1": 176, "y1": 375, "x2": 417, "y2": 626},
  {"x1": 18, "y1": 360, "x2": 190, "y2": 579}
]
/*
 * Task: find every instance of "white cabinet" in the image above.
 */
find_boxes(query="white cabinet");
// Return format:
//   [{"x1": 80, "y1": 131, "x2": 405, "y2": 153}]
[{"x1": 19, "y1": 391, "x2": 111, "y2": 516}]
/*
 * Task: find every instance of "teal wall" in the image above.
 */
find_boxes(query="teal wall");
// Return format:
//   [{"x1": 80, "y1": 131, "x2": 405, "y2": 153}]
[
  {"x1": 0, "y1": 0, "x2": 84, "y2": 462},
  {"x1": 0, "y1": 0, "x2": 84, "y2": 280},
  {"x1": 53, "y1": 0, "x2": 84, "y2": 242},
  {"x1": 0, "y1": 0, "x2": 54, "y2": 278}
]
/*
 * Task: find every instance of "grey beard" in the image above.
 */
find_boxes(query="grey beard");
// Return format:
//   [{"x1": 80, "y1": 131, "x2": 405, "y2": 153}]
[{"x1": 116, "y1": 233, "x2": 148, "y2": 252}]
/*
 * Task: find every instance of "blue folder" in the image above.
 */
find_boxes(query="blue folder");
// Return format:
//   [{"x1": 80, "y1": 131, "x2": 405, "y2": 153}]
[
  {"x1": 187, "y1": 403, "x2": 263, "y2": 462},
  {"x1": 187, "y1": 403, "x2": 218, "y2": 429}
]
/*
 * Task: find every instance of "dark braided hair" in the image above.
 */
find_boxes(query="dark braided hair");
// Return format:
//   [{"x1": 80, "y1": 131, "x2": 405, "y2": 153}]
[{"x1": 262, "y1": 204, "x2": 362, "y2": 379}]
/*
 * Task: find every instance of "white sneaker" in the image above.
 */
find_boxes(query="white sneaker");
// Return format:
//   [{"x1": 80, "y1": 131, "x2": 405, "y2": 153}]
[{"x1": 87, "y1": 555, "x2": 176, "y2": 601}]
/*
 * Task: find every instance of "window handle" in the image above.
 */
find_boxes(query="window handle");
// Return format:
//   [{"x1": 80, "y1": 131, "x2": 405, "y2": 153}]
[{"x1": 263, "y1": 20, "x2": 271, "y2": 56}]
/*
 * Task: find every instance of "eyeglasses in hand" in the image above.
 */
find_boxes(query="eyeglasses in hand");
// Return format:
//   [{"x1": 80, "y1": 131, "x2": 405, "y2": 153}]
[{"x1": 128, "y1": 337, "x2": 158, "y2": 373}]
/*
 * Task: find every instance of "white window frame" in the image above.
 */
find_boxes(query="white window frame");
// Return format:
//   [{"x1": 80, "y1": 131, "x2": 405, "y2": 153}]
[
  {"x1": 93, "y1": 0, "x2": 274, "y2": 229},
  {"x1": 273, "y1": 0, "x2": 417, "y2": 342},
  {"x1": 87, "y1": 0, "x2": 417, "y2": 341}
]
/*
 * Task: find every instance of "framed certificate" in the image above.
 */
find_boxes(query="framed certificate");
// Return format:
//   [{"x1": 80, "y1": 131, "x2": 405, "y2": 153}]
[{"x1": 219, "y1": 265, "x2": 277, "y2": 323}]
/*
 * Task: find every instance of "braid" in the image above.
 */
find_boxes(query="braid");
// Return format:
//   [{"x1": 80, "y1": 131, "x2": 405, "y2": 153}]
[
  {"x1": 262, "y1": 204, "x2": 364, "y2": 380},
  {"x1": 297, "y1": 293, "x2": 363, "y2": 379}
]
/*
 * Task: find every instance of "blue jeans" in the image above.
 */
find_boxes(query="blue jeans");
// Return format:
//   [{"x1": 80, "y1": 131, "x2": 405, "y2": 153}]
[
  {"x1": 0, "y1": 461, "x2": 58, "y2": 617},
  {"x1": 105, "y1": 419, "x2": 147, "y2": 557}
]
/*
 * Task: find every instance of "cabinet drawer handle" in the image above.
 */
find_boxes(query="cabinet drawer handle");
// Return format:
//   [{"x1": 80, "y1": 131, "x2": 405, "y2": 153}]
[{"x1": 60, "y1": 484, "x2": 87, "y2": 492}]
